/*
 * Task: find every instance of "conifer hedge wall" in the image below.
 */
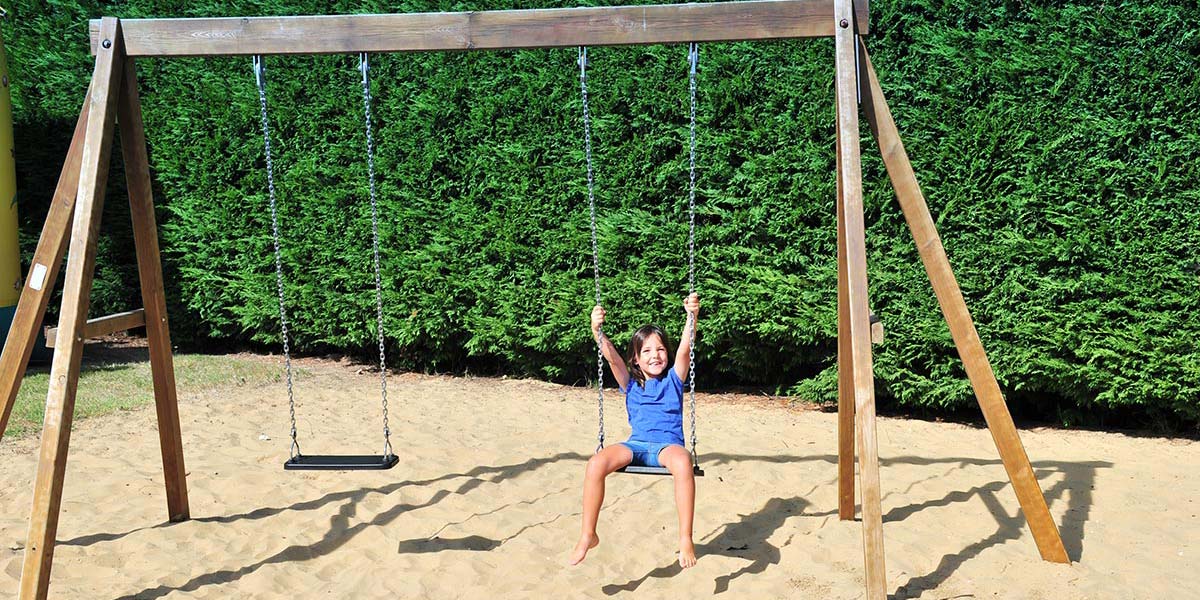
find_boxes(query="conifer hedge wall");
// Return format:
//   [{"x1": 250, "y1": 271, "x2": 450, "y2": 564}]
[{"x1": 4, "y1": 0, "x2": 1198, "y2": 426}]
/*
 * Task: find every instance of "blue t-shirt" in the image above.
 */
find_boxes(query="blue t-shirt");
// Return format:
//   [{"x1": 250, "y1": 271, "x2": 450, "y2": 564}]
[{"x1": 623, "y1": 369, "x2": 686, "y2": 445}]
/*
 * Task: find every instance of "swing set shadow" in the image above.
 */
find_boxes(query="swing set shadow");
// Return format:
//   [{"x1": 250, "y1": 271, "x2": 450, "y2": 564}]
[
  {"x1": 602, "y1": 453, "x2": 1108, "y2": 597},
  {"x1": 31, "y1": 451, "x2": 1105, "y2": 600}
]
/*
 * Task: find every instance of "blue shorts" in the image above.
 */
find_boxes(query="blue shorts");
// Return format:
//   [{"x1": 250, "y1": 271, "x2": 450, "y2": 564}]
[{"x1": 619, "y1": 440, "x2": 680, "y2": 468}]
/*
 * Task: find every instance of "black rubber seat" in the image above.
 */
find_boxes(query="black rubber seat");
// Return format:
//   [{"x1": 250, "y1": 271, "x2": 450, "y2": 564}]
[
  {"x1": 284, "y1": 454, "x2": 399, "y2": 470},
  {"x1": 617, "y1": 464, "x2": 705, "y2": 476}
]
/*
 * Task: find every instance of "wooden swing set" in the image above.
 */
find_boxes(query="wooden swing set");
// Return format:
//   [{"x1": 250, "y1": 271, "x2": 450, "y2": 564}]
[{"x1": 0, "y1": 1, "x2": 1069, "y2": 598}]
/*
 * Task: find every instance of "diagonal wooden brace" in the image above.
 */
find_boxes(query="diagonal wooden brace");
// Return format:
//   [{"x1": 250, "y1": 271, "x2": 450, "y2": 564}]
[
  {"x1": 0, "y1": 95, "x2": 90, "y2": 441},
  {"x1": 19, "y1": 17, "x2": 125, "y2": 600},
  {"x1": 858, "y1": 39, "x2": 1069, "y2": 564},
  {"x1": 119, "y1": 55, "x2": 190, "y2": 522}
]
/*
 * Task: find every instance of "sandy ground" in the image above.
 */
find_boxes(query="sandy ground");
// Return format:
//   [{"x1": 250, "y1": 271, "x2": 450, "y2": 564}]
[{"x1": 1, "y1": 354, "x2": 1197, "y2": 599}]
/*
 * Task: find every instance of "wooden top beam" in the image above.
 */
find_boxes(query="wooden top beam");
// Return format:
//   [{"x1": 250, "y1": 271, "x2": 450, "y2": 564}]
[{"x1": 90, "y1": 0, "x2": 868, "y2": 57}]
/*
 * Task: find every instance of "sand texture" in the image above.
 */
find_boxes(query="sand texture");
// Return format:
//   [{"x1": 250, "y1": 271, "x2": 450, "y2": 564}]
[{"x1": 1, "y1": 356, "x2": 1196, "y2": 599}]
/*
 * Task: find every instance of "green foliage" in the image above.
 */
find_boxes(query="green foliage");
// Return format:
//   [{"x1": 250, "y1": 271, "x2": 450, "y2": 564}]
[{"x1": 2, "y1": 0, "x2": 1197, "y2": 427}]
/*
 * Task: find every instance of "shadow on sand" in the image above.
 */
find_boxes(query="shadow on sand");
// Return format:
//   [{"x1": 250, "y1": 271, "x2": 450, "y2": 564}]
[{"x1": 57, "y1": 451, "x2": 1106, "y2": 599}]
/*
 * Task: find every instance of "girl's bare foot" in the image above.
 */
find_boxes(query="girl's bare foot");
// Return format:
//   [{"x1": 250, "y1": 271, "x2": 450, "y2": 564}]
[
  {"x1": 678, "y1": 537, "x2": 697, "y2": 568},
  {"x1": 568, "y1": 533, "x2": 600, "y2": 565}
]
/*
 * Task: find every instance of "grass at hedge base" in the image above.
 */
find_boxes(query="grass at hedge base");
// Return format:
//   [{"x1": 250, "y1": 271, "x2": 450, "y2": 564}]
[{"x1": 4, "y1": 348, "x2": 292, "y2": 439}]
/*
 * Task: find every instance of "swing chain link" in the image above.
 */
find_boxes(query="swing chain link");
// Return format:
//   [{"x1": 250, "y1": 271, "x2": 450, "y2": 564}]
[
  {"x1": 580, "y1": 47, "x2": 606, "y2": 452},
  {"x1": 686, "y1": 43, "x2": 699, "y2": 465},
  {"x1": 360, "y1": 53, "x2": 394, "y2": 460},
  {"x1": 254, "y1": 55, "x2": 300, "y2": 461}
]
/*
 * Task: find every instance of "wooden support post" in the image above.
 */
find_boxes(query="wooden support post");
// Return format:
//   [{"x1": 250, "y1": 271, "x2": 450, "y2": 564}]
[
  {"x1": 19, "y1": 17, "x2": 124, "y2": 600},
  {"x1": 857, "y1": 41, "x2": 1069, "y2": 564},
  {"x1": 833, "y1": 3, "x2": 886, "y2": 599},
  {"x1": 836, "y1": 100, "x2": 856, "y2": 521},
  {"x1": 0, "y1": 97, "x2": 89, "y2": 441},
  {"x1": 118, "y1": 55, "x2": 190, "y2": 521}
]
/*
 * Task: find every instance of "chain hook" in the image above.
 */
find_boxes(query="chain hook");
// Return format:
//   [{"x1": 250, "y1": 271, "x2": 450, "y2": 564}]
[{"x1": 253, "y1": 55, "x2": 266, "y2": 92}]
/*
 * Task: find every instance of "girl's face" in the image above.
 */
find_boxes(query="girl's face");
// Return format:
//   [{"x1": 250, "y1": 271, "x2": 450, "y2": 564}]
[{"x1": 636, "y1": 333, "x2": 669, "y2": 378}]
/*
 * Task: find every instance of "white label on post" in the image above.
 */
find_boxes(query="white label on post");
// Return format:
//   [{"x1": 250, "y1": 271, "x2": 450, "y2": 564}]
[{"x1": 30, "y1": 263, "x2": 48, "y2": 291}]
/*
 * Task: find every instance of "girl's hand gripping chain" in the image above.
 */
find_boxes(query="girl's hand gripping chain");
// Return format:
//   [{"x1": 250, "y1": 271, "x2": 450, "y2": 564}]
[
  {"x1": 591, "y1": 304, "x2": 606, "y2": 340},
  {"x1": 683, "y1": 293, "x2": 700, "y2": 322}
]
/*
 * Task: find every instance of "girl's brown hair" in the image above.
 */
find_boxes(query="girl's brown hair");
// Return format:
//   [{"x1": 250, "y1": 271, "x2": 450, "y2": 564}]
[{"x1": 626, "y1": 324, "x2": 674, "y2": 387}]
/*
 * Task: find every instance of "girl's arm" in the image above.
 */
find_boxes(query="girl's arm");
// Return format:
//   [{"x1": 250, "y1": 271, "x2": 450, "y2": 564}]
[
  {"x1": 674, "y1": 293, "x2": 700, "y2": 382},
  {"x1": 591, "y1": 305, "x2": 631, "y2": 392}
]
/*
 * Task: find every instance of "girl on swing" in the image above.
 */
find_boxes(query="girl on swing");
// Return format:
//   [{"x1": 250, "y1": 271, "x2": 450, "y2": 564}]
[{"x1": 568, "y1": 293, "x2": 701, "y2": 568}]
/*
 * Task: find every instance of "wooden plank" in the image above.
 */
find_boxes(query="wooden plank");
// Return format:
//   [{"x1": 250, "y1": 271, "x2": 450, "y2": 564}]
[
  {"x1": 88, "y1": 0, "x2": 869, "y2": 57},
  {"x1": 833, "y1": 3, "x2": 886, "y2": 599},
  {"x1": 858, "y1": 40, "x2": 1069, "y2": 564},
  {"x1": 0, "y1": 97, "x2": 89, "y2": 441},
  {"x1": 42, "y1": 309, "x2": 145, "y2": 348},
  {"x1": 836, "y1": 99, "x2": 856, "y2": 521},
  {"x1": 118, "y1": 55, "x2": 190, "y2": 522},
  {"x1": 19, "y1": 17, "x2": 125, "y2": 600}
]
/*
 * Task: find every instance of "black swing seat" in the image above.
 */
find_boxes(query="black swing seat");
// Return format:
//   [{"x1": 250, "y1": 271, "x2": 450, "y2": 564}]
[
  {"x1": 284, "y1": 454, "x2": 399, "y2": 471},
  {"x1": 618, "y1": 464, "x2": 705, "y2": 477}
]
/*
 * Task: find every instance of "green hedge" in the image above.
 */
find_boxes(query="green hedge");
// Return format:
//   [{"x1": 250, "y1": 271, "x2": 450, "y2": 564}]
[{"x1": 3, "y1": 0, "x2": 1198, "y2": 427}]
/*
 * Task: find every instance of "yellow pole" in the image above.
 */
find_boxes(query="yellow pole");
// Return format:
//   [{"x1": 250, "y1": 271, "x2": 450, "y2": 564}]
[{"x1": 0, "y1": 30, "x2": 21, "y2": 328}]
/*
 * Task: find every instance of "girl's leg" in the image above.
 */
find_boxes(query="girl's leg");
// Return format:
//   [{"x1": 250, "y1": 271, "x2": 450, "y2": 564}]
[
  {"x1": 569, "y1": 443, "x2": 633, "y2": 565},
  {"x1": 659, "y1": 444, "x2": 697, "y2": 568}
]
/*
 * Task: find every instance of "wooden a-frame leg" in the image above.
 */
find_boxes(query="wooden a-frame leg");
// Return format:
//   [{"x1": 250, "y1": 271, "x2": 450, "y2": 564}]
[
  {"x1": 835, "y1": 99, "x2": 857, "y2": 521},
  {"x1": 118, "y1": 56, "x2": 189, "y2": 521},
  {"x1": 19, "y1": 18, "x2": 125, "y2": 600},
  {"x1": 0, "y1": 96, "x2": 90, "y2": 441},
  {"x1": 833, "y1": 4, "x2": 886, "y2": 599},
  {"x1": 857, "y1": 40, "x2": 1069, "y2": 564}
]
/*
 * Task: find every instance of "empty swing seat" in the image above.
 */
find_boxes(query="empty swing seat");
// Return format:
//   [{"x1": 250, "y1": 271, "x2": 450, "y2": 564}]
[
  {"x1": 256, "y1": 54, "x2": 400, "y2": 477},
  {"x1": 618, "y1": 464, "x2": 705, "y2": 477},
  {"x1": 284, "y1": 454, "x2": 399, "y2": 470}
]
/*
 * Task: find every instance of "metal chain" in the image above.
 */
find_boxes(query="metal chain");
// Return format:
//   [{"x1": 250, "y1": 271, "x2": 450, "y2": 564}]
[
  {"x1": 580, "y1": 47, "x2": 605, "y2": 452},
  {"x1": 254, "y1": 55, "x2": 300, "y2": 461},
  {"x1": 360, "y1": 53, "x2": 393, "y2": 460},
  {"x1": 686, "y1": 43, "x2": 700, "y2": 466}
]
